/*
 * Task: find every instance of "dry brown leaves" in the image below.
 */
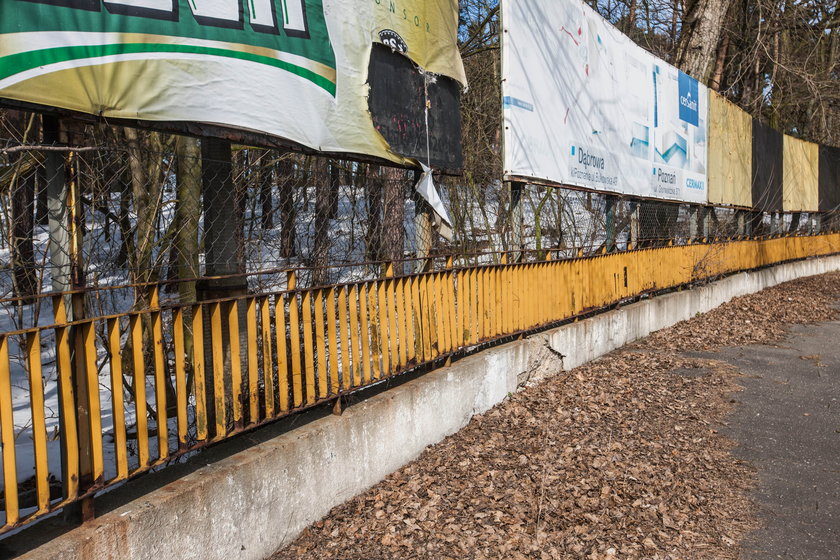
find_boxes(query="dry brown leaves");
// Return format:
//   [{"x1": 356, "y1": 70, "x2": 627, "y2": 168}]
[
  {"x1": 636, "y1": 272, "x2": 840, "y2": 352},
  {"x1": 271, "y1": 272, "x2": 840, "y2": 560}
]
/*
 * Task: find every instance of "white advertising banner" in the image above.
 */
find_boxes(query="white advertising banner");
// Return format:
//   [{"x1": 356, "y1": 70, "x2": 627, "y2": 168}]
[
  {"x1": 0, "y1": 0, "x2": 466, "y2": 166},
  {"x1": 502, "y1": 0, "x2": 708, "y2": 203}
]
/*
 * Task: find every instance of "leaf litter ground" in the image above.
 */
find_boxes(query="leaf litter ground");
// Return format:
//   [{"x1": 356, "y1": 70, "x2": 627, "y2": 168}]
[{"x1": 272, "y1": 272, "x2": 840, "y2": 560}]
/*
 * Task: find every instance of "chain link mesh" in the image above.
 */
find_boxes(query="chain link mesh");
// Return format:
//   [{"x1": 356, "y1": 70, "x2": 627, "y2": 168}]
[{"x1": 0, "y1": 109, "x2": 836, "y2": 332}]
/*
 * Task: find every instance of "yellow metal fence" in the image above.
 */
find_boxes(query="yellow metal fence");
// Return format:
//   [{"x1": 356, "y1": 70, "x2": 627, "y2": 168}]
[{"x1": 1, "y1": 233, "x2": 840, "y2": 533}]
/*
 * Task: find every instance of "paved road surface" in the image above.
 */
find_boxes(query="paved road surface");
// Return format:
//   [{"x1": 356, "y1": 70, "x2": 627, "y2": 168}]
[{"x1": 707, "y1": 320, "x2": 840, "y2": 559}]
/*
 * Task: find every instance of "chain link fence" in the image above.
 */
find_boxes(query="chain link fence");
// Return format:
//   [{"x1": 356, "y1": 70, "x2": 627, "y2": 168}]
[{"x1": 0, "y1": 109, "x2": 836, "y2": 331}]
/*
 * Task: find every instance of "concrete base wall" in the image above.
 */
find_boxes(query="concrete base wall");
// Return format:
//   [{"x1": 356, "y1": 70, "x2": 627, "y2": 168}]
[{"x1": 19, "y1": 255, "x2": 840, "y2": 560}]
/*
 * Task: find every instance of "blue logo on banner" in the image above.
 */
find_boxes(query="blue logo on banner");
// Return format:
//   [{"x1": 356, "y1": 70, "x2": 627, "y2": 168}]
[
  {"x1": 678, "y1": 71, "x2": 699, "y2": 126},
  {"x1": 502, "y1": 96, "x2": 534, "y2": 112}
]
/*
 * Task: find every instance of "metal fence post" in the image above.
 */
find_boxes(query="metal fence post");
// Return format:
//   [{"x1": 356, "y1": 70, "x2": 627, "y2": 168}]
[
  {"x1": 604, "y1": 195, "x2": 617, "y2": 252},
  {"x1": 510, "y1": 181, "x2": 524, "y2": 262}
]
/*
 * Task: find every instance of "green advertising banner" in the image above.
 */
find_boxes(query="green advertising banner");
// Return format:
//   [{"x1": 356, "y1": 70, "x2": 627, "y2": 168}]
[{"x1": 0, "y1": 0, "x2": 466, "y2": 164}]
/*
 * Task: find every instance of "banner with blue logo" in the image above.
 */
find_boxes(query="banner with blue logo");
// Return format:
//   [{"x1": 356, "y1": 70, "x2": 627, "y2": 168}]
[{"x1": 502, "y1": 0, "x2": 708, "y2": 203}]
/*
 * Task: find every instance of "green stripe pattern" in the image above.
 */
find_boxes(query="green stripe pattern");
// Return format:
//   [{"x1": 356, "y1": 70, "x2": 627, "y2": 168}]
[{"x1": 0, "y1": 42, "x2": 336, "y2": 96}]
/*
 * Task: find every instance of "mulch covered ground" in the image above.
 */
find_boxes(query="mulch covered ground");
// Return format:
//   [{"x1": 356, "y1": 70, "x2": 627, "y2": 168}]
[{"x1": 272, "y1": 272, "x2": 840, "y2": 560}]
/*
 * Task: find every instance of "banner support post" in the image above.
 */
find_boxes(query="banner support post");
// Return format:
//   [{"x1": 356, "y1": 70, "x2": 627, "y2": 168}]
[
  {"x1": 605, "y1": 195, "x2": 617, "y2": 252},
  {"x1": 509, "y1": 181, "x2": 524, "y2": 262}
]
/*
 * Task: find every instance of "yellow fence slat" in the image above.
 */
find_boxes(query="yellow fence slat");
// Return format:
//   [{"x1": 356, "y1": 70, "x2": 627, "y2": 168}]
[
  {"x1": 431, "y1": 273, "x2": 443, "y2": 358},
  {"x1": 151, "y1": 308, "x2": 168, "y2": 461},
  {"x1": 0, "y1": 336, "x2": 19, "y2": 524},
  {"x1": 337, "y1": 287, "x2": 351, "y2": 390},
  {"x1": 419, "y1": 274, "x2": 432, "y2": 359},
  {"x1": 209, "y1": 302, "x2": 226, "y2": 439},
  {"x1": 408, "y1": 276, "x2": 421, "y2": 364},
  {"x1": 54, "y1": 322, "x2": 79, "y2": 500},
  {"x1": 191, "y1": 305, "x2": 208, "y2": 442},
  {"x1": 494, "y1": 264, "x2": 503, "y2": 336},
  {"x1": 376, "y1": 278, "x2": 390, "y2": 377},
  {"x1": 382, "y1": 272, "x2": 400, "y2": 375},
  {"x1": 447, "y1": 269, "x2": 456, "y2": 351},
  {"x1": 358, "y1": 284, "x2": 373, "y2": 383},
  {"x1": 314, "y1": 290, "x2": 328, "y2": 398},
  {"x1": 486, "y1": 263, "x2": 493, "y2": 338},
  {"x1": 82, "y1": 322, "x2": 104, "y2": 482},
  {"x1": 25, "y1": 333, "x2": 50, "y2": 512},
  {"x1": 386, "y1": 275, "x2": 399, "y2": 375},
  {"x1": 349, "y1": 285, "x2": 364, "y2": 386},
  {"x1": 128, "y1": 316, "x2": 148, "y2": 470},
  {"x1": 106, "y1": 319, "x2": 129, "y2": 480},
  {"x1": 461, "y1": 269, "x2": 471, "y2": 345},
  {"x1": 227, "y1": 301, "x2": 243, "y2": 429},
  {"x1": 475, "y1": 267, "x2": 483, "y2": 341},
  {"x1": 246, "y1": 299, "x2": 259, "y2": 424},
  {"x1": 326, "y1": 288, "x2": 340, "y2": 394},
  {"x1": 302, "y1": 291, "x2": 316, "y2": 404},
  {"x1": 403, "y1": 276, "x2": 417, "y2": 365},
  {"x1": 396, "y1": 278, "x2": 408, "y2": 370},
  {"x1": 263, "y1": 299, "x2": 278, "y2": 420},
  {"x1": 368, "y1": 283, "x2": 382, "y2": 379},
  {"x1": 288, "y1": 291, "x2": 303, "y2": 408},
  {"x1": 469, "y1": 268, "x2": 479, "y2": 345},
  {"x1": 440, "y1": 270, "x2": 452, "y2": 354},
  {"x1": 171, "y1": 311, "x2": 188, "y2": 450},
  {"x1": 276, "y1": 294, "x2": 288, "y2": 416}
]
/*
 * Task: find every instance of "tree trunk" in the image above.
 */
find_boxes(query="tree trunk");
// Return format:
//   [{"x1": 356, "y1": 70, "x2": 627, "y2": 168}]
[
  {"x1": 277, "y1": 155, "x2": 297, "y2": 259},
  {"x1": 312, "y1": 158, "x2": 332, "y2": 286},
  {"x1": 259, "y1": 153, "x2": 274, "y2": 230},
  {"x1": 709, "y1": 32, "x2": 730, "y2": 91},
  {"x1": 7, "y1": 111, "x2": 38, "y2": 302},
  {"x1": 174, "y1": 136, "x2": 201, "y2": 304},
  {"x1": 366, "y1": 165, "x2": 383, "y2": 263},
  {"x1": 381, "y1": 167, "x2": 406, "y2": 274},
  {"x1": 675, "y1": 0, "x2": 733, "y2": 80},
  {"x1": 123, "y1": 127, "x2": 164, "y2": 306}
]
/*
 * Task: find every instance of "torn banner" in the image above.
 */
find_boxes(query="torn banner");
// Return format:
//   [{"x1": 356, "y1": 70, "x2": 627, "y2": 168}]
[{"x1": 415, "y1": 164, "x2": 453, "y2": 241}]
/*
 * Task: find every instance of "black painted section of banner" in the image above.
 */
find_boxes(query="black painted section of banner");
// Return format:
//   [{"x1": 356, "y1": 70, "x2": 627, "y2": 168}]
[
  {"x1": 367, "y1": 43, "x2": 463, "y2": 171},
  {"x1": 819, "y1": 145, "x2": 840, "y2": 212},
  {"x1": 752, "y1": 119, "x2": 783, "y2": 212}
]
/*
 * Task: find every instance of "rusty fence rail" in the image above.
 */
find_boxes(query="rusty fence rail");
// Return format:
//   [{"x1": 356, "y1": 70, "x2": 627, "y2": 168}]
[{"x1": 1, "y1": 233, "x2": 840, "y2": 534}]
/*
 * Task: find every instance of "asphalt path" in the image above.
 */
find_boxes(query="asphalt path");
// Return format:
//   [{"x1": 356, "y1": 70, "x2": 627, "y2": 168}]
[{"x1": 706, "y1": 320, "x2": 840, "y2": 559}]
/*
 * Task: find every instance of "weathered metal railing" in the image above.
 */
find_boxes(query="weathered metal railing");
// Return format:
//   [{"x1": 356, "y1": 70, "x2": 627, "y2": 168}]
[{"x1": 1, "y1": 233, "x2": 839, "y2": 534}]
